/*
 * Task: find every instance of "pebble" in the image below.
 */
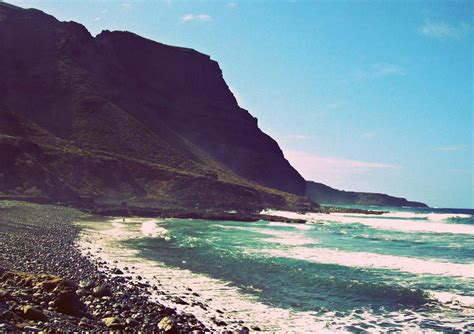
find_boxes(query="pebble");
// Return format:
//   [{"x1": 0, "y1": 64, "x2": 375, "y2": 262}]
[{"x1": 0, "y1": 201, "x2": 255, "y2": 332}]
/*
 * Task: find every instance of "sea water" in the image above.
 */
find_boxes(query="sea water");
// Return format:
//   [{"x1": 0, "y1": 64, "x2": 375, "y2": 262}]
[{"x1": 78, "y1": 207, "x2": 474, "y2": 333}]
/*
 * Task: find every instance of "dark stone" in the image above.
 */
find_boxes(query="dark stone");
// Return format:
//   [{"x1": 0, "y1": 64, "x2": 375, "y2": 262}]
[
  {"x1": 240, "y1": 326, "x2": 250, "y2": 334},
  {"x1": 54, "y1": 289, "x2": 83, "y2": 315},
  {"x1": 92, "y1": 285, "x2": 112, "y2": 297},
  {"x1": 112, "y1": 268, "x2": 123, "y2": 275},
  {"x1": 22, "y1": 305, "x2": 48, "y2": 321}
]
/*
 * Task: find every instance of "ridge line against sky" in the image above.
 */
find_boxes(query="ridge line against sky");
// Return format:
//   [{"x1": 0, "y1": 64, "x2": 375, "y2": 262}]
[{"x1": 5, "y1": 0, "x2": 473, "y2": 208}]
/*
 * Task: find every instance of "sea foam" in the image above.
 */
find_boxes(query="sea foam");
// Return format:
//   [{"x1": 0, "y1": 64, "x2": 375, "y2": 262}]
[
  {"x1": 255, "y1": 247, "x2": 474, "y2": 278},
  {"x1": 262, "y1": 210, "x2": 474, "y2": 235}
]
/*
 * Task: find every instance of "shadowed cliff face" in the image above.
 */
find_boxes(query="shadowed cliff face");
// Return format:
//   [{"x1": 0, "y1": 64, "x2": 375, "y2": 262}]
[
  {"x1": 0, "y1": 3, "x2": 313, "y2": 211},
  {"x1": 306, "y1": 181, "x2": 428, "y2": 208}
]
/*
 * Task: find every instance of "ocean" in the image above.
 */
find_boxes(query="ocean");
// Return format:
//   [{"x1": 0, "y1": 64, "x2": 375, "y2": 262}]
[{"x1": 78, "y1": 207, "x2": 474, "y2": 332}]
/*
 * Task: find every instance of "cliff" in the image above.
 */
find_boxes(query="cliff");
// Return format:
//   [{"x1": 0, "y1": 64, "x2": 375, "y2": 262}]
[
  {"x1": 306, "y1": 182, "x2": 428, "y2": 208},
  {"x1": 0, "y1": 3, "x2": 314, "y2": 211}
]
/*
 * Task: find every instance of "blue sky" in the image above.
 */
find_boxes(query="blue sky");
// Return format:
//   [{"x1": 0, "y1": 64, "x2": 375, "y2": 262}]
[{"x1": 7, "y1": 0, "x2": 473, "y2": 208}]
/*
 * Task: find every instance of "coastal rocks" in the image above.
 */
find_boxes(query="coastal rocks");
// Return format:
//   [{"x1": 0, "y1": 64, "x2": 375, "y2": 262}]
[
  {"x1": 102, "y1": 316, "x2": 125, "y2": 329},
  {"x1": 53, "y1": 289, "x2": 83, "y2": 315},
  {"x1": 22, "y1": 305, "x2": 48, "y2": 321},
  {"x1": 0, "y1": 201, "x2": 215, "y2": 332},
  {"x1": 92, "y1": 284, "x2": 112, "y2": 297},
  {"x1": 158, "y1": 316, "x2": 178, "y2": 333}
]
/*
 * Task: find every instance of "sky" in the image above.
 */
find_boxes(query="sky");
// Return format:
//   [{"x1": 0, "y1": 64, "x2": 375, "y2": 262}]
[{"x1": 5, "y1": 0, "x2": 473, "y2": 208}]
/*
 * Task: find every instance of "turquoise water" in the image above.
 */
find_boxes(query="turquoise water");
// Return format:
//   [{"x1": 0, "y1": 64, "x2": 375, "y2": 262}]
[{"x1": 79, "y1": 208, "x2": 474, "y2": 332}]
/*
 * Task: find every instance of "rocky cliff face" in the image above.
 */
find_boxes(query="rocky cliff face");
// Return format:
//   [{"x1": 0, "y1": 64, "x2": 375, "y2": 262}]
[
  {"x1": 306, "y1": 181, "x2": 428, "y2": 208},
  {"x1": 0, "y1": 3, "x2": 313, "y2": 211}
]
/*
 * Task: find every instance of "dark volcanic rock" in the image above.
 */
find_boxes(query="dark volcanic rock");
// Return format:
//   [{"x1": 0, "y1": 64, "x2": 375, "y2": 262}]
[
  {"x1": 22, "y1": 305, "x2": 48, "y2": 321},
  {"x1": 0, "y1": 201, "x2": 212, "y2": 332},
  {"x1": 0, "y1": 2, "x2": 315, "y2": 212},
  {"x1": 306, "y1": 181, "x2": 428, "y2": 208},
  {"x1": 54, "y1": 289, "x2": 84, "y2": 315}
]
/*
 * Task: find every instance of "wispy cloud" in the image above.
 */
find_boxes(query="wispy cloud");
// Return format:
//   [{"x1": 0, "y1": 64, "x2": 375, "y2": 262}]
[
  {"x1": 433, "y1": 145, "x2": 466, "y2": 152},
  {"x1": 228, "y1": 2, "x2": 237, "y2": 8},
  {"x1": 285, "y1": 134, "x2": 313, "y2": 141},
  {"x1": 181, "y1": 14, "x2": 212, "y2": 22},
  {"x1": 326, "y1": 102, "x2": 343, "y2": 110},
  {"x1": 418, "y1": 20, "x2": 472, "y2": 40},
  {"x1": 360, "y1": 132, "x2": 376, "y2": 140},
  {"x1": 355, "y1": 63, "x2": 406, "y2": 80},
  {"x1": 121, "y1": 2, "x2": 131, "y2": 11},
  {"x1": 449, "y1": 168, "x2": 474, "y2": 174},
  {"x1": 284, "y1": 150, "x2": 400, "y2": 182},
  {"x1": 93, "y1": 16, "x2": 102, "y2": 22},
  {"x1": 372, "y1": 63, "x2": 406, "y2": 77}
]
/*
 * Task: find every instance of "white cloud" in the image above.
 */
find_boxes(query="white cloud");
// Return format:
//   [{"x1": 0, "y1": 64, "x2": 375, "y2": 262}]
[
  {"x1": 197, "y1": 14, "x2": 211, "y2": 21},
  {"x1": 228, "y1": 2, "x2": 237, "y2": 8},
  {"x1": 449, "y1": 168, "x2": 474, "y2": 174},
  {"x1": 285, "y1": 134, "x2": 313, "y2": 141},
  {"x1": 360, "y1": 132, "x2": 375, "y2": 140},
  {"x1": 326, "y1": 102, "x2": 343, "y2": 110},
  {"x1": 181, "y1": 13, "x2": 212, "y2": 22},
  {"x1": 93, "y1": 16, "x2": 102, "y2": 22},
  {"x1": 121, "y1": 2, "x2": 131, "y2": 11},
  {"x1": 371, "y1": 63, "x2": 406, "y2": 77},
  {"x1": 284, "y1": 150, "x2": 400, "y2": 183},
  {"x1": 181, "y1": 14, "x2": 194, "y2": 22},
  {"x1": 433, "y1": 145, "x2": 466, "y2": 152},
  {"x1": 352, "y1": 63, "x2": 406, "y2": 82},
  {"x1": 418, "y1": 20, "x2": 471, "y2": 40}
]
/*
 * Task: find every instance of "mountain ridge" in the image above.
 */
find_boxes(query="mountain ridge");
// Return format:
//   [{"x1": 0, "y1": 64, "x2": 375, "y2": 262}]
[
  {"x1": 306, "y1": 181, "x2": 428, "y2": 208},
  {"x1": 0, "y1": 3, "x2": 315, "y2": 211}
]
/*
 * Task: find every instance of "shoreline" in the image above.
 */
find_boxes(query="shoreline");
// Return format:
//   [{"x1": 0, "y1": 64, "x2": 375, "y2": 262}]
[
  {"x1": 0, "y1": 195, "x2": 387, "y2": 222},
  {"x1": 0, "y1": 199, "x2": 386, "y2": 332},
  {"x1": 76, "y1": 216, "x2": 329, "y2": 333},
  {"x1": 0, "y1": 201, "x2": 221, "y2": 332}
]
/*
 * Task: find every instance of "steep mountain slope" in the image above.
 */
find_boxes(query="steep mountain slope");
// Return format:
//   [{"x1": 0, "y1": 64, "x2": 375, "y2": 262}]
[
  {"x1": 306, "y1": 181, "x2": 428, "y2": 208},
  {"x1": 0, "y1": 3, "x2": 315, "y2": 211}
]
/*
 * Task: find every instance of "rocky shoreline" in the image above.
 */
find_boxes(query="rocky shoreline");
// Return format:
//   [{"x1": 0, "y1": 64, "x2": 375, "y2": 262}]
[
  {"x1": 0, "y1": 200, "x2": 384, "y2": 332},
  {"x1": 0, "y1": 201, "x2": 251, "y2": 332}
]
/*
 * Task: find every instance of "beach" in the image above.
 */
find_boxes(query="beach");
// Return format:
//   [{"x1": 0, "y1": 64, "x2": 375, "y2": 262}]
[
  {"x1": 0, "y1": 201, "x2": 233, "y2": 332},
  {"x1": 1, "y1": 200, "x2": 473, "y2": 333}
]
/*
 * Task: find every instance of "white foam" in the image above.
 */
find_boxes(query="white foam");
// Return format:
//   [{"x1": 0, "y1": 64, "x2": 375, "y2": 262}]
[
  {"x1": 262, "y1": 210, "x2": 474, "y2": 235},
  {"x1": 77, "y1": 218, "x2": 332, "y2": 333},
  {"x1": 140, "y1": 220, "x2": 171, "y2": 240},
  {"x1": 430, "y1": 291, "x2": 474, "y2": 307},
  {"x1": 267, "y1": 221, "x2": 313, "y2": 230},
  {"x1": 76, "y1": 216, "x2": 473, "y2": 333},
  {"x1": 343, "y1": 211, "x2": 472, "y2": 223},
  {"x1": 254, "y1": 247, "x2": 474, "y2": 279},
  {"x1": 260, "y1": 229, "x2": 317, "y2": 246},
  {"x1": 215, "y1": 224, "x2": 317, "y2": 246}
]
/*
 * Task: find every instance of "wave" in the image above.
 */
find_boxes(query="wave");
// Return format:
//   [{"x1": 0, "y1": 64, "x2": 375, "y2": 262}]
[
  {"x1": 430, "y1": 291, "x2": 474, "y2": 308},
  {"x1": 78, "y1": 217, "x2": 474, "y2": 333},
  {"x1": 263, "y1": 210, "x2": 474, "y2": 235},
  {"x1": 140, "y1": 220, "x2": 171, "y2": 240},
  {"x1": 77, "y1": 219, "x2": 332, "y2": 333},
  {"x1": 255, "y1": 247, "x2": 474, "y2": 279},
  {"x1": 267, "y1": 221, "x2": 313, "y2": 230},
  {"x1": 215, "y1": 224, "x2": 317, "y2": 246}
]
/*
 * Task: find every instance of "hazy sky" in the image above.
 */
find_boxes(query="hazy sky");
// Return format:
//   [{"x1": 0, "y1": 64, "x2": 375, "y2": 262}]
[{"x1": 6, "y1": 0, "x2": 473, "y2": 208}]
